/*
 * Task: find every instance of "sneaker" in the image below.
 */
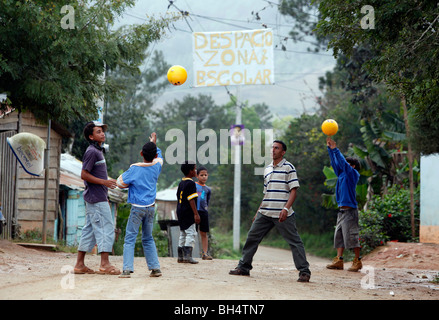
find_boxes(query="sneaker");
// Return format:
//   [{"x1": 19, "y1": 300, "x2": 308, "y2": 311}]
[
  {"x1": 326, "y1": 256, "x2": 344, "y2": 270},
  {"x1": 297, "y1": 272, "x2": 311, "y2": 282},
  {"x1": 229, "y1": 267, "x2": 250, "y2": 276},
  {"x1": 202, "y1": 252, "x2": 213, "y2": 260},
  {"x1": 119, "y1": 270, "x2": 131, "y2": 278},
  {"x1": 150, "y1": 269, "x2": 162, "y2": 277},
  {"x1": 347, "y1": 258, "x2": 362, "y2": 272}
]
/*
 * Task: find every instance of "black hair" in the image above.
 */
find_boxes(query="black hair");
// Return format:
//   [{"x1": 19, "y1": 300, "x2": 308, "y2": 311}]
[
  {"x1": 346, "y1": 157, "x2": 360, "y2": 172},
  {"x1": 83, "y1": 121, "x2": 107, "y2": 142},
  {"x1": 83, "y1": 122, "x2": 96, "y2": 142},
  {"x1": 142, "y1": 142, "x2": 157, "y2": 162},
  {"x1": 197, "y1": 166, "x2": 208, "y2": 175},
  {"x1": 181, "y1": 161, "x2": 196, "y2": 176},
  {"x1": 273, "y1": 140, "x2": 287, "y2": 152}
]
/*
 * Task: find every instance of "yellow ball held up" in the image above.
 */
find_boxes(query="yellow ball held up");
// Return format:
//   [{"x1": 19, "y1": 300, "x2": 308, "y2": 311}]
[
  {"x1": 321, "y1": 119, "x2": 339, "y2": 136},
  {"x1": 167, "y1": 65, "x2": 187, "y2": 86}
]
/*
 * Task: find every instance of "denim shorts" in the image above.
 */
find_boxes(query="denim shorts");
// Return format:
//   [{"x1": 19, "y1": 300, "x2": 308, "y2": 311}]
[
  {"x1": 334, "y1": 208, "x2": 360, "y2": 249},
  {"x1": 78, "y1": 201, "x2": 115, "y2": 253}
]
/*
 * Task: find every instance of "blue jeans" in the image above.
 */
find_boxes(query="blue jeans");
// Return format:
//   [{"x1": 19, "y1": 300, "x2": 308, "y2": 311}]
[{"x1": 122, "y1": 206, "x2": 160, "y2": 272}]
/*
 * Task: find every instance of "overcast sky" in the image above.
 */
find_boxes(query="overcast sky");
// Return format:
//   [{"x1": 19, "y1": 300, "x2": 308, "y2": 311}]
[{"x1": 114, "y1": 0, "x2": 336, "y2": 118}]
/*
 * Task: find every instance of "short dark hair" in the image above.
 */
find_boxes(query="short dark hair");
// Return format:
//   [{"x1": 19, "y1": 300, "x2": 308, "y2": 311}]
[
  {"x1": 83, "y1": 122, "x2": 96, "y2": 142},
  {"x1": 83, "y1": 121, "x2": 107, "y2": 142},
  {"x1": 142, "y1": 142, "x2": 157, "y2": 162},
  {"x1": 273, "y1": 140, "x2": 287, "y2": 152},
  {"x1": 346, "y1": 157, "x2": 360, "y2": 172},
  {"x1": 181, "y1": 161, "x2": 196, "y2": 176},
  {"x1": 197, "y1": 166, "x2": 208, "y2": 175}
]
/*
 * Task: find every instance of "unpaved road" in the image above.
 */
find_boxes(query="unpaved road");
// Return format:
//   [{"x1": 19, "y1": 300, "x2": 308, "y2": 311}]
[{"x1": 0, "y1": 240, "x2": 438, "y2": 301}]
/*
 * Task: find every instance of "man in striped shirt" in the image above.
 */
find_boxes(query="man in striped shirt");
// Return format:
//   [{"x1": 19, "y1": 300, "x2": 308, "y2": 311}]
[{"x1": 229, "y1": 140, "x2": 311, "y2": 282}]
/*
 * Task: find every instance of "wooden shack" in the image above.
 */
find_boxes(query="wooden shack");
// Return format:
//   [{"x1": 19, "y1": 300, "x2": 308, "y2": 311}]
[
  {"x1": 156, "y1": 186, "x2": 178, "y2": 225},
  {"x1": 0, "y1": 110, "x2": 69, "y2": 239}
]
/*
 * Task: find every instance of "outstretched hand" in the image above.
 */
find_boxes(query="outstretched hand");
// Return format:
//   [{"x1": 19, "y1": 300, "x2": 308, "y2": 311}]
[
  {"x1": 149, "y1": 132, "x2": 157, "y2": 144},
  {"x1": 327, "y1": 137, "x2": 336, "y2": 149}
]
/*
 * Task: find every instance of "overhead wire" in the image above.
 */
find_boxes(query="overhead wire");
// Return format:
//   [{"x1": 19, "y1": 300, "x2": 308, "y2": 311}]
[
  {"x1": 166, "y1": 0, "x2": 244, "y2": 107},
  {"x1": 124, "y1": 1, "x2": 331, "y2": 102},
  {"x1": 124, "y1": 9, "x2": 332, "y2": 56}
]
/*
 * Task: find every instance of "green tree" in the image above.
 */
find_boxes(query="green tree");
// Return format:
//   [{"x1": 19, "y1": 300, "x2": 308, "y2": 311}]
[
  {"x1": 278, "y1": 0, "x2": 327, "y2": 49},
  {"x1": 0, "y1": 0, "x2": 178, "y2": 125},
  {"x1": 151, "y1": 93, "x2": 225, "y2": 190},
  {"x1": 61, "y1": 50, "x2": 171, "y2": 177},
  {"x1": 105, "y1": 51, "x2": 171, "y2": 176}
]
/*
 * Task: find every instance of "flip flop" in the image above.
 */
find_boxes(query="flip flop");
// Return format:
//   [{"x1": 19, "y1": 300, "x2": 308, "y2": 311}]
[
  {"x1": 73, "y1": 266, "x2": 95, "y2": 274},
  {"x1": 96, "y1": 266, "x2": 121, "y2": 275}
]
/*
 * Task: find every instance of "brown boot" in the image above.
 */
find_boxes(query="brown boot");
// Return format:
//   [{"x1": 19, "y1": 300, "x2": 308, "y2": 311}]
[
  {"x1": 348, "y1": 258, "x2": 362, "y2": 272},
  {"x1": 326, "y1": 256, "x2": 344, "y2": 270}
]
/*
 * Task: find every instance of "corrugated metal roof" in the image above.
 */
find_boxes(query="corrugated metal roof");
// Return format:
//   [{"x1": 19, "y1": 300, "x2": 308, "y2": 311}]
[
  {"x1": 60, "y1": 153, "x2": 126, "y2": 203},
  {"x1": 60, "y1": 170, "x2": 84, "y2": 191},
  {"x1": 156, "y1": 187, "x2": 178, "y2": 202},
  {"x1": 61, "y1": 153, "x2": 83, "y2": 176}
]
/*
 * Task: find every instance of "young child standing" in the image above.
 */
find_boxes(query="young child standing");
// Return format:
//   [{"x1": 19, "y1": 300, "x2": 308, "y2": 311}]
[
  {"x1": 196, "y1": 166, "x2": 212, "y2": 260},
  {"x1": 117, "y1": 133, "x2": 163, "y2": 278},
  {"x1": 176, "y1": 161, "x2": 200, "y2": 264},
  {"x1": 326, "y1": 137, "x2": 362, "y2": 272},
  {"x1": 74, "y1": 121, "x2": 120, "y2": 275}
]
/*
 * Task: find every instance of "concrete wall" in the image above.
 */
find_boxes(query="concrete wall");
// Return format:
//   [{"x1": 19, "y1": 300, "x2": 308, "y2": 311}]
[{"x1": 420, "y1": 154, "x2": 439, "y2": 244}]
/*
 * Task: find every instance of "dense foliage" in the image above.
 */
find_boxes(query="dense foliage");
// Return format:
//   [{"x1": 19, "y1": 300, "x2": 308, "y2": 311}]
[
  {"x1": 0, "y1": 0, "x2": 178, "y2": 125},
  {"x1": 314, "y1": 0, "x2": 439, "y2": 155}
]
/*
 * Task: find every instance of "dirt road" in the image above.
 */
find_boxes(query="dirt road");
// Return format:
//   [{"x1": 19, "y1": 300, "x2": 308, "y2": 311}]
[{"x1": 0, "y1": 240, "x2": 438, "y2": 301}]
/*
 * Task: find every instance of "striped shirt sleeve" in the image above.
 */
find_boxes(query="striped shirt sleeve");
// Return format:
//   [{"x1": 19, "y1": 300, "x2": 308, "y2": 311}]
[
  {"x1": 187, "y1": 192, "x2": 198, "y2": 200},
  {"x1": 286, "y1": 163, "x2": 300, "y2": 190},
  {"x1": 187, "y1": 180, "x2": 198, "y2": 201}
]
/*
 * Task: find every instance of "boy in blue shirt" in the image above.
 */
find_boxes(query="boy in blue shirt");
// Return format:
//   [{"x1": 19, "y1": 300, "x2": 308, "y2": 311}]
[
  {"x1": 196, "y1": 166, "x2": 212, "y2": 260},
  {"x1": 326, "y1": 137, "x2": 362, "y2": 272},
  {"x1": 117, "y1": 133, "x2": 163, "y2": 278}
]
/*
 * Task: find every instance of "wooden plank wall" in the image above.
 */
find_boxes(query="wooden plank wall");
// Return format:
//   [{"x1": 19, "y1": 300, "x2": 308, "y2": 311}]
[
  {"x1": 4, "y1": 112, "x2": 62, "y2": 236},
  {"x1": 0, "y1": 111, "x2": 19, "y2": 239},
  {"x1": 0, "y1": 131, "x2": 18, "y2": 239}
]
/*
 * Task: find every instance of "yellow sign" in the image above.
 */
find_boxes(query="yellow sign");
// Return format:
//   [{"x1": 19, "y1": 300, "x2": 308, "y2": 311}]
[{"x1": 193, "y1": 29, "x2": 274, "y2": 87}]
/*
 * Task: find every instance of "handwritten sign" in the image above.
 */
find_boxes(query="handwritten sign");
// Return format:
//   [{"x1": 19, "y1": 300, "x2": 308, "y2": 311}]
[{"x1": 193, "y1": 29, "x2": 274, "y2": 87}]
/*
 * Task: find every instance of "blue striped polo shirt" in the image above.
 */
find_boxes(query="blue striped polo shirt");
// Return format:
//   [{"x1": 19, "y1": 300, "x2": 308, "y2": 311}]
[{"x1": 259, "y1": 158, "x2": 300, "y2": 218}]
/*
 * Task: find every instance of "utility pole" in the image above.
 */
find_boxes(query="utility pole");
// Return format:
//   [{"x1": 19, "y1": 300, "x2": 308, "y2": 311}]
[
  {"x1": 42, "y1": 119, "x2": 51, "y2": 244},
  {"x1": 233, "y1": 104, "x2": 242, "y2": 251}
]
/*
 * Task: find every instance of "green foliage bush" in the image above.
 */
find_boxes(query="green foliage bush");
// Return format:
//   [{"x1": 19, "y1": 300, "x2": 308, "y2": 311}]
[{"x1": 359, "y1": 186, "x2": 419, "y2": 254}]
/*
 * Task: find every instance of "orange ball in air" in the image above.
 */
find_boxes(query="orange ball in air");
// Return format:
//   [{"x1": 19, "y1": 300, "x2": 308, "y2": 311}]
[
  {"x1": 321, "y1": 119, "x2": 339, "y2": 136},
  {"x1": 167, "y1": 65, "x2": 187, "y2": 86}
]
